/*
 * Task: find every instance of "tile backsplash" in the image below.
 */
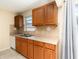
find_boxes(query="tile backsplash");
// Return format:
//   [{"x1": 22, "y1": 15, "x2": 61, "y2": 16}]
[
  {"x1": 25, "y1": 26, "x2": 59, "y2": 39},
  {"x1": 10, "y1": 25, "x2": 16, "y2": 35},
  {"x1": 10, "y1": 25, "x2": 24, "y2": 35},
  {"x1": 10, "y1": 25, "x2": 59, "y2": 40}
]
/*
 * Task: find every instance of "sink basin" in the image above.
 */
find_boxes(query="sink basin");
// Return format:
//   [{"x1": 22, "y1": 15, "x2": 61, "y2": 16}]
[{"x1": 20, "y1": 34, "x2": 32, "y2": 37}]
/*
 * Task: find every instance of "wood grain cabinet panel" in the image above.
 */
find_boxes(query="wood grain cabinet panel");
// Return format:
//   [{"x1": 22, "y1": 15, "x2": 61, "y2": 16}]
[
  {"x1": 32, "y1": 2, "x2": 58, "y2": 26},
  {"x1": 32, "y1": 7, "x2": 45, "y2": 26},
  {"x1": 14, "y1": 15, "x2": 24, "y2": 29},
  {"x1": 28, "y1": 39, "x2": 33, "y2": 44},
  {"x1": 44, "y1": 48, "x2": 56, "y2": 59},
  {"x1": 34, "y1": 41, "x2": 44, "y2": 47},
  {"x1": 53, "y1": 2, "x2": 58, "y2": 26},
  {"x1": 28, "y1": 42, "x2": 34, "y2": 59},
  {"x1": 16, "y1": 37, "x2": 28, "y2": 57},
  {"x1": 16, "y1": 37, "x2": 57, "y2": 59},
  {"x1": 34, "y1": 45, "x2": 44, "y2": 59},
  {"x1": 28, "y1": 39, "x2": 34, "y2": 59},
  {"x1": 21, "y1": 39, "x2": 28, "y2": 57},
  {"x1": 44, "y1": 43, "x2": 56, "y2": 51},
  {"x1": 45, "y1": 2, "x2": 57, "y2": 25},
  {"x1": 16, "y1": 37, "x2": 22, "y2": 53}
]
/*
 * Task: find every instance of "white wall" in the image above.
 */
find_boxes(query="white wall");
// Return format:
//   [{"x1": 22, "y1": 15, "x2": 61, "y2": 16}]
[{"x1": 0, "y1": 10, "x2": 16, "y2": 51}]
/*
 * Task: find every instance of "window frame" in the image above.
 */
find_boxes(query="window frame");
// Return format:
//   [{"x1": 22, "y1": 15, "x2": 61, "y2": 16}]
[{"x1": 24, "y1": 15, "x2": 36, "y2": 31}]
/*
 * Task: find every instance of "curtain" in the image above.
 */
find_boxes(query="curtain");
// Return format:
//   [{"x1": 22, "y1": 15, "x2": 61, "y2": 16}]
[{"x1": 62, "y1": 0, "x2": 78, "y2": 59}]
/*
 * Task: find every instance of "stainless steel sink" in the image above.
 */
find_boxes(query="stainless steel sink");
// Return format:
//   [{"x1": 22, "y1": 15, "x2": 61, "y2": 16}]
[{"x1": 20, "y1": 34, "x2": 32, "y2": 37}]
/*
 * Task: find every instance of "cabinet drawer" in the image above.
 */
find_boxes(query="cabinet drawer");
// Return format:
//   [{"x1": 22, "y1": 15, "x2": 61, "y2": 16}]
[
  {"x1": 44, "y1": 43, "x2": 56, "y2": 51},
  {"x1": 34, "y1": 41, "x2": 44, "y2": 47},
  {"x1": 21, "y1": 38, "x2": 28, "y2": 42},
  {"x1": 16, "y1": 37, "x2": 28, "y2": 42},
  {"x1": 16, "y1": 37, "x2": 22, "y2": 41},
  {"x1": 28, "y1": 39, "x2": 33, "y2": 44}
]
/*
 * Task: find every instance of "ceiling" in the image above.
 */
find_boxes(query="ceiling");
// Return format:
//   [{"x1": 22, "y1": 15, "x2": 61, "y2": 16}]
[{"x1": 0, "y1": 0, "x2": 52, "y2": 13}]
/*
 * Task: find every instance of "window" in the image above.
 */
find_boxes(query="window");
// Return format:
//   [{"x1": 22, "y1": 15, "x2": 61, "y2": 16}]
[{"x1": 24, "y1": 16, "x2": 36, "y2": 31}]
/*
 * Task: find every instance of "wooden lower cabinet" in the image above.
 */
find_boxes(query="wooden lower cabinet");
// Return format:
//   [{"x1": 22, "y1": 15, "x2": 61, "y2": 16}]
[
  {"x1": 16, "y1": 37, "x2": 28, "y2": 57},
  {"x1": 14, "y1": 15, "x2": 24, "y2": 29},
  {"x1": 44, "y1": 48, "x2": 56, "y2": 59},
  {"x1": 16, "y1": 38, "x2": 22, "y2": 53},
  {"x1": 21, "y1": 40, "x2": 28, "y2": 57},
  {"x1": 34, "y1": 45, "x2": 44, "y2": 59},
  {"x1": 28, "y1": 43, "x2": 34, "y2": 59},
  {"x1": 16, "y1": 37, "x2": 57, "y2": 59}
]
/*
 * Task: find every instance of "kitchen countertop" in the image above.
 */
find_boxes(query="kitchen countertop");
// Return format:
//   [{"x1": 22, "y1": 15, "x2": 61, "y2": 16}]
[{"x1": 15, "y1": 34, "x2": 59, "y2": 45}]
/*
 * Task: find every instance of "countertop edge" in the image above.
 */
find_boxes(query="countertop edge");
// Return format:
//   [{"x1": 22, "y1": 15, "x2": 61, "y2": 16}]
[{"x1": 15, "y1": 35, "x2": 59, "y2": 45}]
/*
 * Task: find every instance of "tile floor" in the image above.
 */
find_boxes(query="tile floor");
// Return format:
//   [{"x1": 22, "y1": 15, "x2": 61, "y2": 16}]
[{"x1": 0, "y1": 49, "x2": 26, "y2": 59}]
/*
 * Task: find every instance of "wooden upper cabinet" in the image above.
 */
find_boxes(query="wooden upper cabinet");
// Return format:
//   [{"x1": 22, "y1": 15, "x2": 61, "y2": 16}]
[
  {"x1": 32, "y1": 2, "x2": 58, "y2": 26},
  {"x1": 45, "y1": 2, "x2": 57, "y2": 26},
  {"x1": 32, "y1": 7, "x2": 45, "y2": 26},
  {"x1": 14, "y1": 15, "x2": 24, "y2": 29},
  {"x1": 53, "y1": 2, "x2": 58, "y2": 26}
]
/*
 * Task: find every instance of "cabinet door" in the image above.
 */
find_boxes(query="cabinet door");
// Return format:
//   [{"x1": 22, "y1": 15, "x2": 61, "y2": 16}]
[
  {"x1": 16, "y1": 38, "x2": 22, "y2": 53},
  {"x1": 19, "y1": 16, "x2": 24, "y2": 27},
  {"x1": 32, "y1": 7, "x2": 45, "y2": 26},
  {"x1": 34, "y1": 46, "x2": 44, "y2": 59},
  {"x1": 28, "y1": 43, "x2": 33, "y2": 59},
  {"x1": 44, "y1": 48, "x2": 56, "y2": 59},
  {"x1": 45, "y1": 2, "x2": 57, "y2": 25},
  {"x1": 16, "y1": 37, "x2": 28, "y2": 58},
  {"x1": 21, "y1": 39, "x2": 28, "y2": 57},
  {"x1": 15, "y1": 16, "x2": 19, "y2": 28},
  {"x1": 14, "y1": 15, "x2": 23, "y2": 28}
]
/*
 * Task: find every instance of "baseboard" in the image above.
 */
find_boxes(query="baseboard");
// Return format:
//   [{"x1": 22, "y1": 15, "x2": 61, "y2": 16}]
[{"x1": 0, "y1": 47, "x2": 10, "y2": 52}]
